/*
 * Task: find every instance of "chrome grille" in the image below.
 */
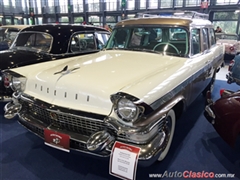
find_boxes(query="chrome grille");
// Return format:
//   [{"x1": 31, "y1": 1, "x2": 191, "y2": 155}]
[
  {"x1": 26, "y1": 103, "x2": 107, "y2": 136},
  {"x1": 19, "y1": 119, "x2": 87, "y2": 151}
]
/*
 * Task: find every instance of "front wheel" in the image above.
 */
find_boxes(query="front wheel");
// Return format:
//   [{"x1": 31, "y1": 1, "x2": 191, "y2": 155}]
[{"x1": 158, "y1": 109, "x2": 176, "y2": 161}]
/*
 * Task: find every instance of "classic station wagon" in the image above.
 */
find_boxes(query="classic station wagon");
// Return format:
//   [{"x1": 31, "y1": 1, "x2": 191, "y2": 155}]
[
  {"x1": 4, "y1": 12, "x2": 224, "y2": 166},
  {"x1": 0, "y1": 24, "x2": 110, "y2": 101}
]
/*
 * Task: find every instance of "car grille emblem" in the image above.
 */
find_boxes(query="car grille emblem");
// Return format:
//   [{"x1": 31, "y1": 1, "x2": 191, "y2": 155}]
[
  {"x1": 53, "y1": 138, "x2": 60, "y2": 144},
  {"x1": 50, "y1": 112, "x2": 58, "y2": 120}
]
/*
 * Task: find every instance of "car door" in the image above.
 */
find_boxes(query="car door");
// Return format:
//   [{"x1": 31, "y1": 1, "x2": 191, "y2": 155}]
[
  {"x1": 188, "y1": 28, "x2": 214, "y2": 104},
  {"x1": 202, "y1": 28, "x2": 215, "y2": 87}
]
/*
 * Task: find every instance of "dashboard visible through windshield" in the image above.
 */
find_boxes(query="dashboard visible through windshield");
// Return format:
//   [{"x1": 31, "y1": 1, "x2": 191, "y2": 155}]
[{"x1": 105, "y1": 26, "x2": 188, "y2": 57}]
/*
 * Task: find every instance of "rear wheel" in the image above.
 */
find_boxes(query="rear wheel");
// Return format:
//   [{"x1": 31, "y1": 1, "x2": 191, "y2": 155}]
[{"x1": 158, "y1": 109, "x2": 176, "y2": 161}]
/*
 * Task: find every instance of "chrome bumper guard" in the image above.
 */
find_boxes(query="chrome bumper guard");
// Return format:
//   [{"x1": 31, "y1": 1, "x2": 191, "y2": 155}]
[
  {"x1": 0, "y1": 95, "x2": 12, "y2": 102},
  {"x1": 4, "y1": 95, "x2": 167, "y2": 167},
  {"x1": 205, "y1": 105, "x2": 216, "y2": 124}
]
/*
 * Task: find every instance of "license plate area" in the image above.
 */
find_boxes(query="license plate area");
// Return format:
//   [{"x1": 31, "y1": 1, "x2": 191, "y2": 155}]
[{"x1": 44, "y1": 129, "x2": 70, "y2": 152}]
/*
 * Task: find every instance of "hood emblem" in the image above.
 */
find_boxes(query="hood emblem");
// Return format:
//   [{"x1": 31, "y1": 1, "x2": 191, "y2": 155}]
[{"x1": 54, "y1": 65, "x2": 80, "y2": 75}]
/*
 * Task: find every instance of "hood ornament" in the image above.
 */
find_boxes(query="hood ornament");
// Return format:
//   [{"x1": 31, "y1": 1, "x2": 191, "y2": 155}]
[{"x1": 54, "y1": 65, "x2": 80, "y2": 75}]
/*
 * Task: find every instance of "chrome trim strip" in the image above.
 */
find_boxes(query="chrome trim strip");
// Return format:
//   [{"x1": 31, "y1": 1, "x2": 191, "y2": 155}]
[{"x1": 151, "y1": 54, "x2": 224, "y2": 110}]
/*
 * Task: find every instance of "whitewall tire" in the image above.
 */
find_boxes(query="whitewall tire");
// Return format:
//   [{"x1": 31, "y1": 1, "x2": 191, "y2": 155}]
[{"x1": 158, "y1": 109, "x2": 176, "y2": 161}]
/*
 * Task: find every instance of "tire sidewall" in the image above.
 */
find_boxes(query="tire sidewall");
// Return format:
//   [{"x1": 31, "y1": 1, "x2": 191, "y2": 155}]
[{"x1": 158, "y1": 109, "x2": 176, "y2": 161}]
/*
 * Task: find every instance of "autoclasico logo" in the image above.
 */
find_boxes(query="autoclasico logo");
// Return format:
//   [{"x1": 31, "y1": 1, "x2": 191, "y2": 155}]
[
  {"x1": 149, "y1": 171, "x2": 235, "y2": 178},
  {"x1": 183, "y1": 171, "x2": 214, "y2": 178},
  {"x1": 158, "y1": 171, "x2": 214, "y2": 178}
]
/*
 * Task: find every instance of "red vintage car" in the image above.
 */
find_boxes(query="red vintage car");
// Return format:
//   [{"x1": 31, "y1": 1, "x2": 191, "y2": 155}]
[
  {"x1": 204, "y1": 55, "x2": 240, "y2": 147},
  {"x1": 204, "y1": 89, "x2": 240, "y2": 147}
]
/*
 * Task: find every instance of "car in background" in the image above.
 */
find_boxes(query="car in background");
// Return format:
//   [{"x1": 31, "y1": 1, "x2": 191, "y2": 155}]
[
  {"x1": 204, "y1": 54, "x2": 240, "y2": 148},
  {"x1": 4, "y1": 11, "x2": 224, "y2": 166},
  {"x1": 0, "y1": 25, "x2": 28, "y2": 51},
  {"x1": 204, "y1": 89, "x2": 240, "y2": 148},
  {"x1": 227, "y1": 54, "x2": 240, "y2": 85},
  {"x1": 0, "y1": 24, "x2": 110, "y2": 101},
  {"x1": 216, "y1": 33, "x2": 240, "y2": 57}
]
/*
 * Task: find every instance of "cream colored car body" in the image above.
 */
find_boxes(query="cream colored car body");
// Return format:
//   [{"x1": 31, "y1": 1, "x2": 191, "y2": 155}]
[{"x1": 4, "y1": 13, "x2": 225, "y2": 166}]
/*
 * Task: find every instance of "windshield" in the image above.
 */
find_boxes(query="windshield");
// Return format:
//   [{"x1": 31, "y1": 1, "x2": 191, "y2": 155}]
[
  {"x1": 105, "y1": 26, "x2": 189, "y2": 57},
  {"x1": 11, "y1": 32, "x2": 53, "y2": 52},
  {"x1": 0, "y1": 27, "x2": 19, "y2": 47}
]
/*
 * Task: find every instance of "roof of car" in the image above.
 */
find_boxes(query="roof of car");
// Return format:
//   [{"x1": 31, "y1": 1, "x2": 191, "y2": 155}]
[
  {"x1": 0, "y1": 25, "x2": 29, "y2": 30},
  {"x1": 21, "y1": 24, "x2": 107, "y2": 34},
  {"x1": 115, "y1": 17, "x2": 212, "y2": 27}
]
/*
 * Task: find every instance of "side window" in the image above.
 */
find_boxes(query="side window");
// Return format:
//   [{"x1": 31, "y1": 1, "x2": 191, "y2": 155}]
[
  {"x1": 24, "y1": 33, "x2": 52, "y2": 51},
  {"x1": 202, "y1": 28, "x2": 209, "y2": 51},
  {"x1": 209, "y1": 28, "x2": 216, "y2": 46},
  {"x1": 71, "y1": 33, "x2": 96, "y2": 52},
  {"x1": 6, "y1": 30, "x2": 18, "y2": 44},
  {"x1": 191, "y1": 29, "x2": 200, "y2": 55}
]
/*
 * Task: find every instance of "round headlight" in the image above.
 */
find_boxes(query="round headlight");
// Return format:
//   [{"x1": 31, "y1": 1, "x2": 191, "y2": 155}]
[
  {"x1": 117, "y1": 98, "x2": 139, "y2": 122},
  {"x1": 11, "y1": 76, "x2": 26, "y2": 92}
]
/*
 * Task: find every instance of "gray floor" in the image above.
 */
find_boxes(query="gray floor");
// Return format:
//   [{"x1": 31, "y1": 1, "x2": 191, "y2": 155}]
[{"x1": 216, "y1": 63, "x2": 229, "y2": 81}]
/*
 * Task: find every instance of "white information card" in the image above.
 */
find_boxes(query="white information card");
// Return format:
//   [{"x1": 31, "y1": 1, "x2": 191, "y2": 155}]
[{"x1": 109, "y1": 141, "x2": 141, "y2": 180}]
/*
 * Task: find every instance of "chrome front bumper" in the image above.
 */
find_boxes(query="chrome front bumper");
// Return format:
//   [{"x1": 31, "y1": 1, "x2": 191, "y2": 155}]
[
  {"x1": 0, "y1": 95, "x2": 12, "y2": 102},
  {"x1": 4, "y1": 99, "x2": 168, "y2": 167}
]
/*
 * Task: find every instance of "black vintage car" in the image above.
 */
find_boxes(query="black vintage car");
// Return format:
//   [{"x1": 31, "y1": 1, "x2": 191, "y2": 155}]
[{"x1": 0, "y1": 24, "x2": 110, "y2": 101}]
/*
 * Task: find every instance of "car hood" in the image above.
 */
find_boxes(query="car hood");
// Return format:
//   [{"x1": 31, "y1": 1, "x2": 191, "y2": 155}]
[
  {"x1": 0, "y1": 48, "x2": 50, "y2": 70},
  {"x1": 22, "y1": 50, "x2": 185, "y2": 115}
]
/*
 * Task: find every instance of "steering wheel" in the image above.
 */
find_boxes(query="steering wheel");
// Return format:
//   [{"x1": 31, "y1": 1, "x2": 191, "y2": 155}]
[
  {"x1": 153, "y1": 42, "x2": 179, "y2": 54},
  {"x1": 79, "y1": 39, "x2": 87, "y2": 49}
]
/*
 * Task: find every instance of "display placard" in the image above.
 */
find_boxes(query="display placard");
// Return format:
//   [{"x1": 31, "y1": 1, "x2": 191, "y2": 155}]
[{"x1": 109, "y1": 141, "x2": 141, "y2": 180}]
